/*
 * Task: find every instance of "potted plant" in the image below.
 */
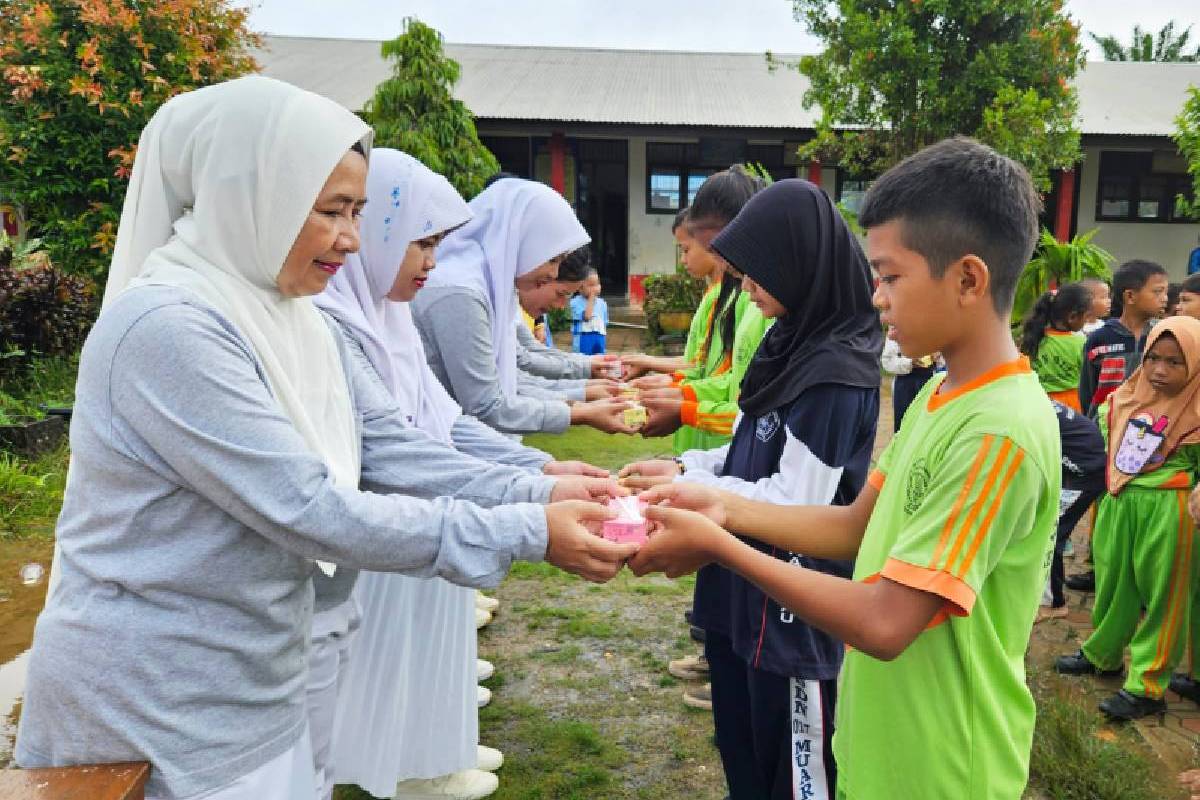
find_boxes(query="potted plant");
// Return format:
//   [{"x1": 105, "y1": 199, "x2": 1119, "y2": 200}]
[
  {"x1": 643, "y1": 266, "x2": 706, "y2": 345},
  {"x1": 1011, "y1": 228, "x2": 1114, "y2": 325}
]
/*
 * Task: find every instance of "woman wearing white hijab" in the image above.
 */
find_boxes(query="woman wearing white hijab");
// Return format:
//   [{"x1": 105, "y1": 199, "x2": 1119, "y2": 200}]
[
  {"x1": 14, "y1": 77, "x2": 635, "y2": 800},
  {"x1": 413, "y1": 178, "x2": 633, "y2": 436},
  {"x1": 318, "y1": 149, "x2": 560, "y2": 800}
]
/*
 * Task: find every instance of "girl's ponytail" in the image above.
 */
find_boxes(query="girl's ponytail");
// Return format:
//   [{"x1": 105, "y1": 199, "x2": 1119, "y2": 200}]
[
  {"x1": 1020, "y1": 282, "x2": 1093, "y2": 356},
  {"x1": 689, "y1": 164, "x2": 763, "y2": 364},
  {"x1": 1020, "y1": 292, "x2": 1056, "y2": 357}
]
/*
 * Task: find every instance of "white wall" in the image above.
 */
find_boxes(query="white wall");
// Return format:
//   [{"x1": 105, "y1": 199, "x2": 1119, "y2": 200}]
[
  {"x1": 1075, "y1": 143, "x2": 1200, "y2": 280},
  {"x1": 625, "y1": 142, "x2": 835, "y2": 277},
  {"x1": 627, "y1": 134, "x2": 692, "y2": 277}
]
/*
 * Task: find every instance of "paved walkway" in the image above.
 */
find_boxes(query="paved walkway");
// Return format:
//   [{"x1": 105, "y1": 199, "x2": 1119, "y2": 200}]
[{"x1": 1048, "y1": 554, "x2": 1200, "y2": 768}]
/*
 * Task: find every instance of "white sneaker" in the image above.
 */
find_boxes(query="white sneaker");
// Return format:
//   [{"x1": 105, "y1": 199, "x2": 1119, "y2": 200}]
[
  {"x1": 477, "y1": 658, "x2": 495, "y2": 681},
  {"x1": 475, "y1": 607, "x2": 492, "y2": 629},
  {"x1": 475, "y1": 592, "x2": 500, "y2": 613},
  {"x1": 477, "y1": 684, "x2": 492, "y2": 708},
  {"x1": 476, "y1": 744, "x2": 504, "y2": 772},
  {"x1": 393, "y1": 768, "x2": 499, "y2": 799}
]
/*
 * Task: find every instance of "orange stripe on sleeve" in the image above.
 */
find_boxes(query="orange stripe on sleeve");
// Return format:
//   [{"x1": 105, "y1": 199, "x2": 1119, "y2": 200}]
[
  {"x1": 928, "y1": 435, "x2": 995, "y2": 570},
  {"x1": 955, "y1": 448, "x2": 1026, "y2": 580},
  {"x1": 941, "y1": 438, "x2": 1014, "y2": 575},
  {"x1": 680, "y1": 401, "x2": 699, "y2": 428},
  {"x1": 681, "y1": 384, "x2": 697, "y2": 403},
  {"x1": 868, "y1": 470, "x2": 886, "y2": 491},
  {"x1": 880, "y1": 558, "x2": 977, "y2": 617}
]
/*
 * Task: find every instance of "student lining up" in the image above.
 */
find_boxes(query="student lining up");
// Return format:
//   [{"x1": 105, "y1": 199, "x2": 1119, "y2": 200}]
[
  {"x1": 625, "y1": 167, "x2": 771, "y2": 450},
  {"x1": 622, "y1": 178, "x2": 882, "y2": 798},
  {"x1": 632, "y1": 137, "x2": 1059, "y2": 800},
  {"x1": 1020, "y1": 282, "x2": 1092, "y2": 412}
]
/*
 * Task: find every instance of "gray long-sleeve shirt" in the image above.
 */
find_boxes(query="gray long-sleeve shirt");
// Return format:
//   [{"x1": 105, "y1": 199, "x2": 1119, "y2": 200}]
[
  {"x1": 412, "y1": 284, "x2": 571, "y2": 434},
  {"x1": 517, "y1": 369, "x2": 586, "y2": 402},
  {"x1": 17, "y1": 286, "x2": 554, "y2": 799},
  {"x1": 514, "y1": 320, "x2": 592, "y2": 380}
]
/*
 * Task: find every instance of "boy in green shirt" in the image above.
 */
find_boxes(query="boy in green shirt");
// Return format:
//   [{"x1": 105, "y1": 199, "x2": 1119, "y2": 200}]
[{"x1": 631, "y1": 137, "x2": 1059, "y2": 800}]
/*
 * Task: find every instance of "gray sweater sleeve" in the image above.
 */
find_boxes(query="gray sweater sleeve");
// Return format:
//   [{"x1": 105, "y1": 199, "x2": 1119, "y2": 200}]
[
  {"x1": 415, "y1": 288, "x2": 571, "y2": 434},
  {"x1": 517, "y1": 370, "x2": 586, "y2": 401},
  {"x1": 109, "y1": 303, "x2": 547, "y2": 585},
  {"x1": 450, "y1": 414, "x2": 552, "y2": 472},
  {"x1": 328, "y1": 313, "x2": 556, "y2": 504},
  {"x1": 514, "y1": 321, "x2": 592, "y2": 379}
]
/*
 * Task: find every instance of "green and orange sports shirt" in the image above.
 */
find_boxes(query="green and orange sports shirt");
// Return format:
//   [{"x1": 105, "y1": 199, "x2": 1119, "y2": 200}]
[
  {"x1": 670, "y1": 287, "x2": 769, "y2": 454},
  {"x1": 833, "y1": 357, "x2": 1060, "y2": 800}
]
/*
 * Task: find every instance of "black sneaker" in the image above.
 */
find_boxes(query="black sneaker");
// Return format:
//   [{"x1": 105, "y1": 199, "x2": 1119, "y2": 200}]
[
  {"x1": 690, "y1": 625, "x2": 706, "y2": 644},
  {"x1": 684, "y1": 608, "x2": 695, "y2": 626},
  {"x1": 1054, "y1": 650, "x2": 1123, "y2": 677},
  {"x1": 1065, "y1": 570, "x2": 1095, "y2": 592},
  {"x1": 1099, "y1": 689, "x2": 1166, "y2": 721},
  {"x1": 1170, "y1": 672, "x2": 1200, "y2": 704}
]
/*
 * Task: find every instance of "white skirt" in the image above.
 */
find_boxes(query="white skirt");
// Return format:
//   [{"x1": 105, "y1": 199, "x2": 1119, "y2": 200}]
[{"x1": 330, "y1": 573, "x2": 477, "y2": 794}]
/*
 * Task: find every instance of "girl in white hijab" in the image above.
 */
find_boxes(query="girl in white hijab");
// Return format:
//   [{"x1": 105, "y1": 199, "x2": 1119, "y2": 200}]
[
  {"x1": 318, "y1": 149, "x2": 513, "y2": 799},
  {"x1": 413, "y1": 178, "x2": 633, "y2": 436},
  {"x1": 16, "y1": 77, "x2": 634, "y2": 800}
]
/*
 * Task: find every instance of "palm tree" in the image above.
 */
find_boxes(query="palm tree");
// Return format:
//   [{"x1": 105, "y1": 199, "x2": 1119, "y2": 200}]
[{"x1": 1089, "y1": 21, "x2": 1200, "y2": 62}]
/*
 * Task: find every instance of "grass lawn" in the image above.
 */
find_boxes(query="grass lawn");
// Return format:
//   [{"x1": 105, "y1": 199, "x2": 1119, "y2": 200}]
[
  {"x1": 336, "y1": 422, "x2": 1185, "y2": 800},
  {"x1": 0, "y1": 356, "x2": 1182, "y2": 798}
]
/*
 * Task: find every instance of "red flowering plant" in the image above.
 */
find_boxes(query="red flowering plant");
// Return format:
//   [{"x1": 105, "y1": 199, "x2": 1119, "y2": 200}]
[{"x1": 0, "y1": 1, "x2": 260, "y2": 278}]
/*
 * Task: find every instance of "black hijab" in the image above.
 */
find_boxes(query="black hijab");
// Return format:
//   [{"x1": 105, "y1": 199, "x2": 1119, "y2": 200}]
[{"x1": 711, "y1": 179, "x2": 882, "y2": 418}]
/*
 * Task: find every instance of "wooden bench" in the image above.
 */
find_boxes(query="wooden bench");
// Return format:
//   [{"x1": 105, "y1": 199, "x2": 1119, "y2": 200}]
[{"x1": 0, "y1": 762, "x2": 150, "y2": 800}]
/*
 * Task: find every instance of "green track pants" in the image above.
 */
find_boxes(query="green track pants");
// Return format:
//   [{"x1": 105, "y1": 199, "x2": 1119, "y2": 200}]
[{"x1": 1082, "y1": 487, "x2": 1196, "y2": 699}]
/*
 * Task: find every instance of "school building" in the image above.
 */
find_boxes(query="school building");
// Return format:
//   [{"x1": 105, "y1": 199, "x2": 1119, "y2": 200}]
[{"x1": 274, "y1": 38, "x2": 1200, "y2": 297}]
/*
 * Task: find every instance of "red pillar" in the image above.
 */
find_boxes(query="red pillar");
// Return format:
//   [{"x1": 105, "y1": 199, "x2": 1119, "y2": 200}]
[
  {"x1": 1054, "y1": 168, "x2": 1075, "y2": 243},
  {"x1": 806, "y1": 159, "x2": 822, "y2": 187},
  {"x1": 549, "y1": 132, "x2": 566, "y2": 195}
]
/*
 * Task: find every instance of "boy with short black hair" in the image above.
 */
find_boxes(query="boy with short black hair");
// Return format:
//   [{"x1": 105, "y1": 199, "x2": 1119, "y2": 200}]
[
  {"x1": 1177, "y1": 273, "x2": 1200, "y2": 319},
  {"x1": 631, "y1": 137, "x2": 1060, "y2": 800},
  {"x1": 1079, "y1": 259, "x2": 1168, "y2": 418}
]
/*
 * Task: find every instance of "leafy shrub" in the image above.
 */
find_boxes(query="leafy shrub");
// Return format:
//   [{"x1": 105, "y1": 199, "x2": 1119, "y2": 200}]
[
  {"x1": 1012, "y1": 228, "x2": 1114, "y2": 324},
  {"x1": 0, "y1": 0, "x2": 260, "y2": 278},
  {"x1": 0, "y1": 246, "x2": 98, "y2": 372}
]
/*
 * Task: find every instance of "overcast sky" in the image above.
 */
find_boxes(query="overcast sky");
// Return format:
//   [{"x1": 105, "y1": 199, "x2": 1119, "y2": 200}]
[{"x1": 245, "y1": 0, "x2": 1199, "y2": 57}]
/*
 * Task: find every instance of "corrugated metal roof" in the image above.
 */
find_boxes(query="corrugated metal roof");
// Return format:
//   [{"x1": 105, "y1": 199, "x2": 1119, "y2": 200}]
[{"x1": 255, "y1": 35, "x2": 1200, "y2": 136}]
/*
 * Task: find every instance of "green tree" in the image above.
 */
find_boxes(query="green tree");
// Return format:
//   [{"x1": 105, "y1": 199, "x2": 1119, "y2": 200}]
[
  {"x1": 367, "y1": 18, "x2": 499, "y2": 199},
  {"x1": 1174, "y1": 85, "x2": 1200, "y2": 221},
  {"x1": 1089, "y1": 22, "x2": 1200, "y2": 62},
  {"x1": 779, "y1": 0, "x2": 1084, "y2": 191},
  {"x1": 0, "y1": 0, "x2": 260, "y2": 277}
]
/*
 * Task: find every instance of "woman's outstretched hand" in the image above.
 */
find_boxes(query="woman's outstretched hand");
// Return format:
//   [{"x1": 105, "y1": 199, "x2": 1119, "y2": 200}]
[
  {"x1": 589, "y1": 354, "x2": 622, "y2": 379},
  {"x1": 544, "y1": 501, "x2": 639, "y2": 583},
  {"x1": 570, "y1": 397, "x2": 637, "y2": 434},
  {"x1": 584, "y1": 379, "x2": 622, "y2": 400},
  {"x1": 544, "y1": 460, "x2": 610, "y2": 478},
  {"x1": 549, "y1": 476, "x2": 628, "y2": 503}
]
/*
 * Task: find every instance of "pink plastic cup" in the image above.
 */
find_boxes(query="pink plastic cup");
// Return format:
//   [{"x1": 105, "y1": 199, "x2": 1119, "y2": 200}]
[{"x1": 602, "y1": 498, "x2": 649, "y2": 544}]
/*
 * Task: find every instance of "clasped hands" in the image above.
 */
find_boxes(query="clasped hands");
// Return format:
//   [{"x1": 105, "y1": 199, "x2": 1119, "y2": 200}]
[{"x1": 544, "y1": 471, "x2": 734, "y2": 583}]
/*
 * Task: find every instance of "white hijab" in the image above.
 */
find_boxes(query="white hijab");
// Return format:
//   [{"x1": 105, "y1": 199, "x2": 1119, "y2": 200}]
[
  {"x1": 315, "y1": 149, "x2": 471, "y2": 444},
  {"x1": 103, "y1": 75, "x2": 372, "y2": 500},
  {"x1": 427, "y1": 178, "x2": 589, "y2": 395}
]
